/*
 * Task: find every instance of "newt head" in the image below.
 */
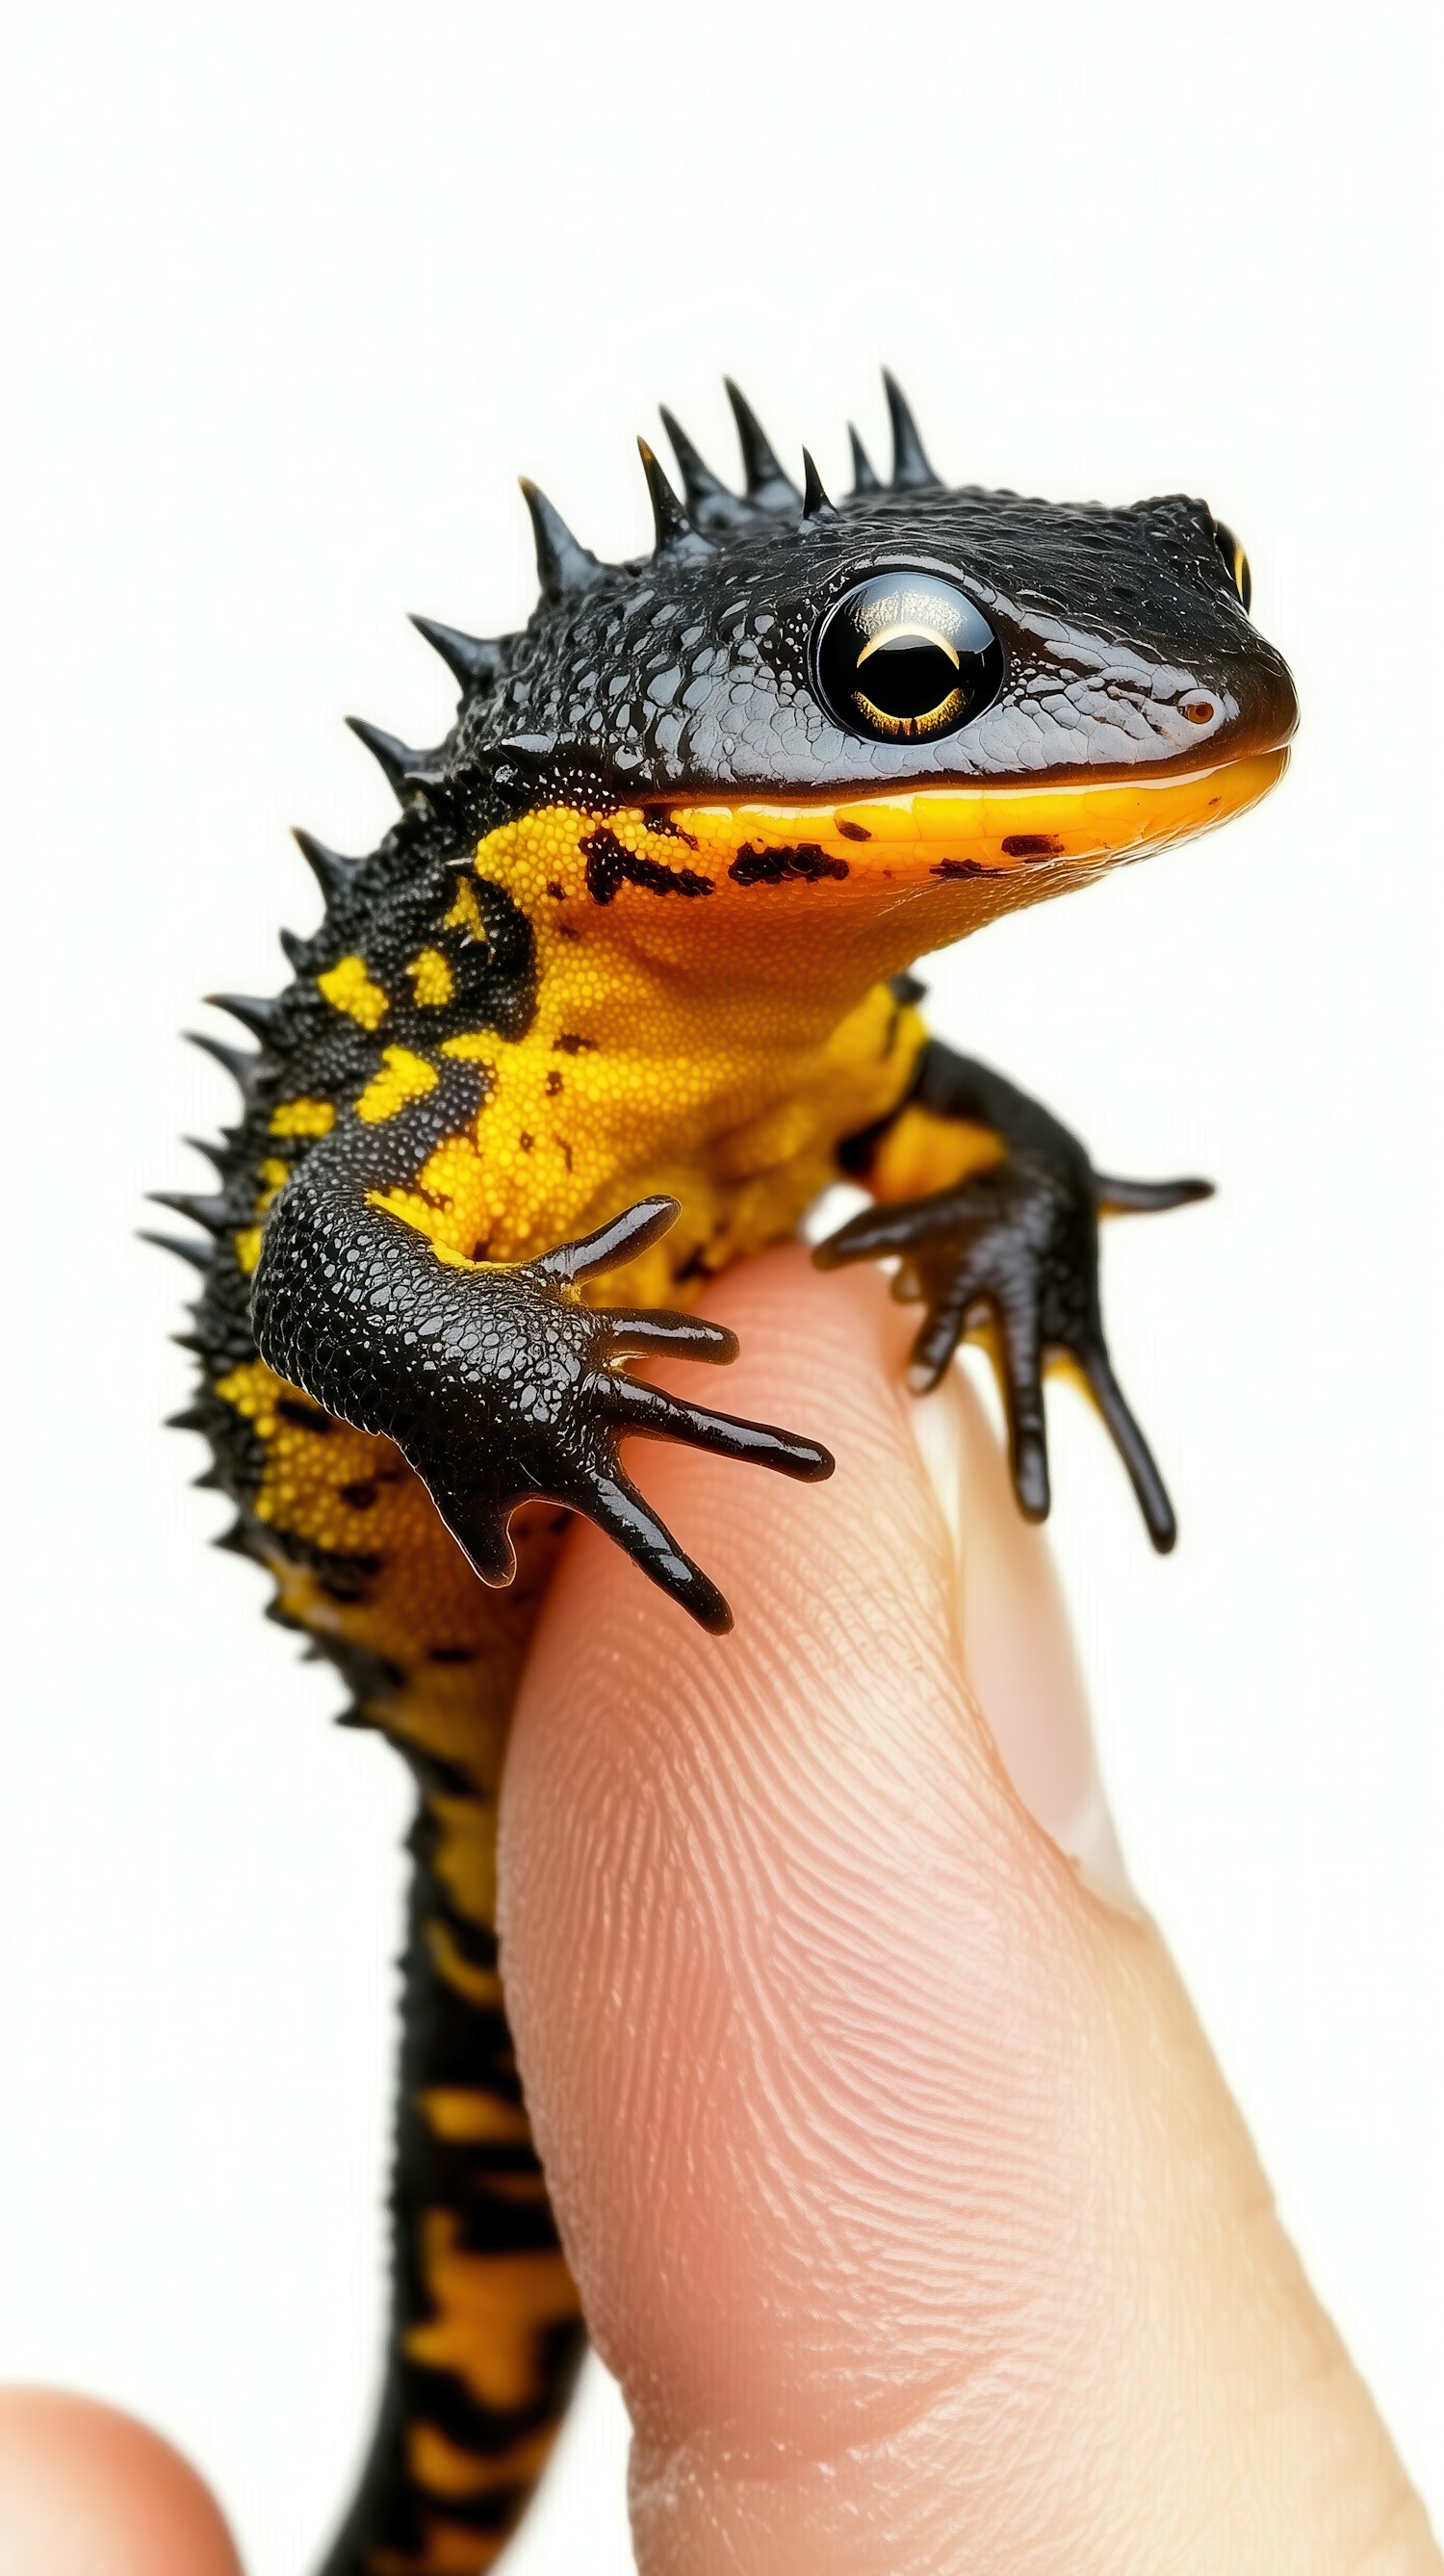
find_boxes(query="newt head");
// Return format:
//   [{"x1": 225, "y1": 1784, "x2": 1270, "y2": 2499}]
[{"x1": 400, "y1": 376, "x2": 1297, "y2": 985}]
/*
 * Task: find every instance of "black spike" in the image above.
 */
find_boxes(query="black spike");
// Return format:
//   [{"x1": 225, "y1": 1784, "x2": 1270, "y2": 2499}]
[
  {"x1": 723, "y1": 379, "x2": 799, "y2": 513},
  {"x1": 171, "y1": 1329, "x2": 206, "y2": 1355},
  {"x1": 658, "y1": 406, "x2": 751, "y2": 530},
  {"x1": 346, "y1": 715, "x2": 431, "y2": 799},
  {"x1": 148, "y1": 1190, "x2": 229, "y2": 1237},
  {"x1": 800, "y1": 449, "x2": 838, "y2": 522},
  {"x1": 193, "y1": 1463, "x2": 225, "y2": 1491},
  {"x1": 183, "y1": 1135, "x2": 230, "y2": 1181},
  {"x1": 141, "y1": 1230, "x2": 214, "y2": 1273},
  {"x1": 185, "y1": 1029, "x2": 257, "y2": 1090},
  {"x1": 518, "y1": 478, "x2": 606, "y2": 605},
  {"x1": 167, "y1": 1401, "x2": 212, "y2": 1432},
  {"x1": 883, "y1": 369, "x2": 937, "y2": 488},
  {"x1": 279, "y1": 927, "x2": 309, "y2": 971},
  {"x1": 408, "y1": 614, "x2": 503, "y2": 693},
  {"x1": 292, "y1": 827, "x2": 361, "y2": 909},
  {"x1": 214, "y1": 1518, "x2": 258, "y2": 1558},
  {"x1": 637, "y1": 439, "x2": 714, "y2": 560},
  {"x1": 848, "y1": 424, "x2": 882, "y2": 495},
  {"x1": 205, "y1": 992, "x2": 283, "y2": 1044}
]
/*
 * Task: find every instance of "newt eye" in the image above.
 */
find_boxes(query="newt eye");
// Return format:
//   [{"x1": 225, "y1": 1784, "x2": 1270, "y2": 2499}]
[
  {"x1": 814, "y1": 572, "x2": 1003, "y2": 744},
  {"x1": 1212, "y1": 520, "x2": 1252, "y2": 611}
]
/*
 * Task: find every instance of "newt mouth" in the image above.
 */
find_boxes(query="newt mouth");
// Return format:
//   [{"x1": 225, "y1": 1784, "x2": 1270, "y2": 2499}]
[{"x1": 667, "y1": 747, "x2": 1291, "y2": 889}]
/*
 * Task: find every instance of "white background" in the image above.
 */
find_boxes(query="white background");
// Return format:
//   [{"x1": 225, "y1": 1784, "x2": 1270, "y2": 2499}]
[{"x1": 2, "y1": 5, "x2": 1439, "y2": 2569}]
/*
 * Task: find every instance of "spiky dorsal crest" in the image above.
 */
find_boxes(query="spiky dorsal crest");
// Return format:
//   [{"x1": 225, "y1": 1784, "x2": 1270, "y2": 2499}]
[
  {"x1": 724, "y1": 379, "x2": 800, "y2": 514},
  {"x1": 883, "y1": 369, "x2": 938, "y2": 488},
  {"x1": 345, "y1": 714, "x2": 444, "y2": 802},
  {"x1": 147, "y1": 1190, "x2": 228, "y2": 1237},
  {"x1": 185, "y1": 1028, "x2": 256, "y2": 1090},
  {"x1": 636, "y1": 439, "x2": 716, "y2": 562},
  {"x1": 292, "y1": 827, "x2": 361, "y2": 909},
  {"x1": 848, "y1": 423, "x2": 882, "y2": 494},
  {"x1": 658, "y1": 406, "x2": 754, "y2": 531},
  {"x1": 408, "y1": 613, "x2": 503, "y2": 693},
  {"x1": 800, "y1": 449, "x2": 838, "y2": 522},
  {"x1": 204, "y1": 992, "x2": 282, "y2": 1044},
  {"x1": 518, "y1": 477, "x2": 606, "y2": 604}
]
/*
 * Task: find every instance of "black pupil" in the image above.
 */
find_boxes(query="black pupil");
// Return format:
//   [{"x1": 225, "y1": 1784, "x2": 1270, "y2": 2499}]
[
  {"x1": 815, "y1": 571, "x2": 1003, "y2": 743},
  {"x1": 860, "y1": 633, "x2": 960, "y2": 720}
]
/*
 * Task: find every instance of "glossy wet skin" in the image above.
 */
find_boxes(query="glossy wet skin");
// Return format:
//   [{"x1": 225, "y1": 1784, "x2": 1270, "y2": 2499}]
[{"x1": 459, "y1": 474, "x2": 1299, "y2": 811}]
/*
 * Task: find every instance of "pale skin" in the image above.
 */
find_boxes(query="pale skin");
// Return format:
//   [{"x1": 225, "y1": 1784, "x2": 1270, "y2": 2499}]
[{"x1": 2, "y1": 1253, "x2": 1436, "y2": 2575}]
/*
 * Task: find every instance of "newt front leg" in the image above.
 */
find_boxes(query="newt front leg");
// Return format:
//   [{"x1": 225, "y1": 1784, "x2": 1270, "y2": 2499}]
[
  {"x1": 817, "y1": 1040, "x2": 1211, "y2": 1549},
  {"x1": 251, "y1": 1095, "x2": 833, "y2": 1636}
]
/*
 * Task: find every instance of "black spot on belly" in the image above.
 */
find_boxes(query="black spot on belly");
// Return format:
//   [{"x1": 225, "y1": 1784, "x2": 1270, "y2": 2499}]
[
  {"x1": 729, "y1": 843, "x2": 849, "y2": 887},
  {"x1": 276, "y1": 1395, "x2": 335, "y2": 1432},
  {"x1": 932, "y1": 858, "x2": 991, "y2": 879},
  {"x1": 835, "y1": 817, "x2": 871, "y2": 842},
  {"x1": 641, "y1": 804, "x2": 699, "y2": 848},
  {"x1": 1000, "y1": 833, "x2": 1065, "y2": 859},
  {"x1": 340, "y1": 1480, "x2": 378, "y2": 1510},
  {"x1": 552, "y1": 1032, "x2": 597, "y2": 1055},
  {"x1": 271, "y1": 1528, "x2": 383, "y2": 1604},
  {"x1": 580, "y1": 825, "x2": 712, "y2": 905}
]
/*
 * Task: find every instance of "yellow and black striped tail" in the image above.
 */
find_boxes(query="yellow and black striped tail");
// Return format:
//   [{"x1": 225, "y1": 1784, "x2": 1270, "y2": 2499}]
[{"x1": 318, "y1": 1776, "x2": 584, "y2": 2576}]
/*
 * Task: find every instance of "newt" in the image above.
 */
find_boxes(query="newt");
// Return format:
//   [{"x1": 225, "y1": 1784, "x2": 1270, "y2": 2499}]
[{"x1": 152, "y1": 375, "x2": 1297, "y2": 2574}]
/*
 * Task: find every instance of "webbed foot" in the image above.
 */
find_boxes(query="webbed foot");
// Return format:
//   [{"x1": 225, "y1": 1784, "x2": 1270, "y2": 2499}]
[
  {"x1": 814, "y1": 1149, "x2": 1210, "y2": 1552},
  {"x1": 420, "y1": 1197, "x2": 833, "y2": 1633}
]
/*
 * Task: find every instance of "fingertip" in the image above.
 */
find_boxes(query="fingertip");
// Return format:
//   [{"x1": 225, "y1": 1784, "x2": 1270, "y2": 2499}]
[
  {"x1": 0, "y1": 2389, "x2": 243, "y2": 2576},
  {"x1": 501, "y1": 1250, "x2": 1092, "y2": 2459},
  {"x1": 502, "y1": 1251, "x2": 1430, "y2": 2576}
]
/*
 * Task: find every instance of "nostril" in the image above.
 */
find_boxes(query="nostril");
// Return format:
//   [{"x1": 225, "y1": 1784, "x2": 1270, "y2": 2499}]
[{"x1": 1179, "y1": 694, "x2": 1217, "y2": 726}]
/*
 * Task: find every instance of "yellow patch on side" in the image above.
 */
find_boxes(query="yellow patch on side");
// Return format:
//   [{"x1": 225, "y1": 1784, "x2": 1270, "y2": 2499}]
[
  {"x1": 407, "y1": 948, "x2": 456, "y2": 1008},
  {"x1": 370, "y1": 2528, "x2": 506, "y2": 2574},
  {"x1": 867, "y1": 1104, "x2": 1007, "y2": 1201},
  {"x1": 407, "y1": 2424, "x2": 554, "y2": 2503},
  {"x1": 423, "y1": 1918, "x2": 503, "y2": 2008},
  {"x1": 233, "y1": 1224, "x2": 263, "y2": 1275},
  {"x1": 210, "y1": 1355, "x2": 567, "y2": 1772},
  {"x1": 420, "y1": 2089, "x2": 532, "y2": 2146},
  {"x1": 442, "y1": 876, "x2": 488, "y2": 940},
  {"x1": 405, "y1": 2221, "x2": 579, "y2": 2412},
  {"x1": 254, "y1": 1156, "x2": 290, "y2": 1214},
  {"x1": 270, "y1": 1095, "x2": 336, "y2": 1139},
  {"x1": 428, "y1": 1791, "x2": 499, "y2": 1924},
  {"x1": 356, "y1": 1045, "x2": 440, "y2": 1124},
  {"x1": 345, "y1": 797, "x2": 931, "y2": 1279},
  {"x1": 319, "y1": 953, "x2": 390, "y2": 1029}
]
